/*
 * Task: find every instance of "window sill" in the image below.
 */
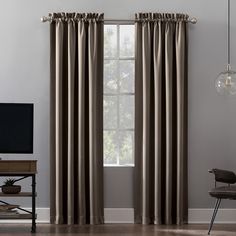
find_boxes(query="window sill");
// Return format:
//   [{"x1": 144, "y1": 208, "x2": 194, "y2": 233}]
[{"x1": 104, "y1": 164, "x2": 134, "y2": 168}]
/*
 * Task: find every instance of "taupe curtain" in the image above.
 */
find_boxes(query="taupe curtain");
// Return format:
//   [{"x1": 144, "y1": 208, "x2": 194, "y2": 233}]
[
  {"x1": 134, "y1": 13, "x2": 188, "y2": 225},
  {"x1": 50, "y1": 13, "x2": 104, "y2": 225}
]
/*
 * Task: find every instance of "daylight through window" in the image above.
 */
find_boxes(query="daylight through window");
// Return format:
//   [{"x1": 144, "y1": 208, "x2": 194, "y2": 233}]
[{"x1": 103, "y1": 24, "x2": 135, "y2": 166}]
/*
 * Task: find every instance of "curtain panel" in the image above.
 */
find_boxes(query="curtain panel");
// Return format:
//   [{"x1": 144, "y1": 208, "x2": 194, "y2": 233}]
[
  {"x1": 50, "y1": 13, "x2": 104, "y2": 225},
  {"x1": 134, "y1": 13, "x2": 188, "y2": 225}
]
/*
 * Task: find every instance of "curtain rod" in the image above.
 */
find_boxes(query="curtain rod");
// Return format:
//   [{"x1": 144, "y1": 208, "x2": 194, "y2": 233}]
[{"x1": 40, "y1": 16, "x2": 197, "y2": 24}]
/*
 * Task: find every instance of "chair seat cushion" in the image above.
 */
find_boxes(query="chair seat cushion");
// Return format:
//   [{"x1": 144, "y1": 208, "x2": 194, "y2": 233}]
[{"x1": 209, "y1": 186, "x2": 236, "y2": 199}]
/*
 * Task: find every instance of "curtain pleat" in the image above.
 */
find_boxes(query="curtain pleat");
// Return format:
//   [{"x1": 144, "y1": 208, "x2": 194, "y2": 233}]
[
  {"x1": 176, "y1": 20, "x2": 188, "y2": 224},
  {"x1": 67, "y1": 20, "x2": 76, "y2": 225},
  {"x1": 165, "y1": 21, "x2": 174, "y2": 225},
  {"x1": 50, "y1": 13, "x2": 104, "y2": 225},
  {"x1": 55, "y1": 21, "x2": 64, "y2": 224},
  {"x1": 134, "y1": 13, "x2": 188, "y2": 225},
  {"x1": 153, "y1": 21, "x2": 162, "y2": 225}
]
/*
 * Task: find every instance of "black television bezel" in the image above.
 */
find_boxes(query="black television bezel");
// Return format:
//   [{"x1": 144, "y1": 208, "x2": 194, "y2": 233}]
[{"x1": 0, "y1": 103, "x2": 34, "y2": 154}]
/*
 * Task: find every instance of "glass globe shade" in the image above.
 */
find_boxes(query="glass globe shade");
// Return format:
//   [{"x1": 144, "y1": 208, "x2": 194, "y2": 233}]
[{"x1": 215, "y1": 70, "x2": 236, "y2": 95}]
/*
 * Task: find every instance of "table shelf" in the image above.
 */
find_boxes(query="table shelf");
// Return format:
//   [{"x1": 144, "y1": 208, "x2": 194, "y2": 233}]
[
  {"x1": 0, "y1": 192, "x2": 37, "y2": 197},
  {"x1": 0, "y1": 213, "x2": 37, "y2": 219}
]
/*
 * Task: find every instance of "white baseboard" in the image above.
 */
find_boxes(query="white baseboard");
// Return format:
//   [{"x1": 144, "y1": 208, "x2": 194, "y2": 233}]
[
  {"x1": 188, "y1": 208, "x2": 236, "y2": 224},
  {"x1": 104, "y1": 208, "x2": 134, "y2": 223},
  {"x1": 104, "y1": 208, "x2": 236, "y2": 224},
  {"x1": 1, "y1": 207, "x2": 236, "y2": 224}
]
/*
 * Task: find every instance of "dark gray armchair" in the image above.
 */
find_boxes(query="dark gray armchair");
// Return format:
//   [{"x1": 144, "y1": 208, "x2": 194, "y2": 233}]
[{"x1": 208, "y1": 168, "x2": 236, "y2": 235}]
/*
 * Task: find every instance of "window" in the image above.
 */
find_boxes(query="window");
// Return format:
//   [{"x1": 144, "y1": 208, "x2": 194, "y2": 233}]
[{"x1": 104, "y1": 24, "x2": 135, "y2": 166}]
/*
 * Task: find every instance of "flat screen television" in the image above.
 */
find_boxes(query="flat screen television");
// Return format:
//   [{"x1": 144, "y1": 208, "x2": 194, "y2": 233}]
[{"x1": 0, "y1": 103, "x2": 34, "y2": 153}]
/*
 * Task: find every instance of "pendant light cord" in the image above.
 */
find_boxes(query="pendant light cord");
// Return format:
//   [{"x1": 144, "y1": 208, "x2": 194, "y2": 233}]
[{"x1": 228, "y1": 0, "x2": 231, "y2": 67}]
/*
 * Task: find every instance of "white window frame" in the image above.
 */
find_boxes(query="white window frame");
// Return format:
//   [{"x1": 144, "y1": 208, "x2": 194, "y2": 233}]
[{"x1": 104, "y1": 23, "x2": 135, "y2": 167}]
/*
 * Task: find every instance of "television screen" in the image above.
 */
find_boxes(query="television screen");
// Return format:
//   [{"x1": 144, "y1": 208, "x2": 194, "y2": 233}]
[{"x1": 0, "y1": 103, "x2": 33, "y2": 153}]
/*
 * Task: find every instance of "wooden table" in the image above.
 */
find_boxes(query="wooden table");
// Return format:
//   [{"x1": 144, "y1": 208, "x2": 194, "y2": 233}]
[{"x1": 0, "y1": 160, "x2": 37, "y2": 233}]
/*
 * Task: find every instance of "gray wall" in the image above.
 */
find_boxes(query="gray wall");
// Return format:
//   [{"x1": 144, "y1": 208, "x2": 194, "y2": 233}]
[{"x1": 0, "y1": 0, "x2": 236, "y2": 209}]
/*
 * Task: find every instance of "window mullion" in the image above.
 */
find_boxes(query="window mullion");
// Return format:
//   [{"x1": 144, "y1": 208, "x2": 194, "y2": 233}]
[{"x1": 117, "y1": 24, "x2": 120, "y2": 166}]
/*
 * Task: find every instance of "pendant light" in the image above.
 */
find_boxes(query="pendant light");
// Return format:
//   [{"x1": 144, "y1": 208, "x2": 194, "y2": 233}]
[{"x1": 215, "y1": 0, "x2": 236, "y2": 95}]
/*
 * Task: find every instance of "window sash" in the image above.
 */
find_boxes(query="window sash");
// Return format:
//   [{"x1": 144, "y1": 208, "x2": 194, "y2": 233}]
[{"x1": 104, "y1": 24, "x2": 135, "y2": 166}]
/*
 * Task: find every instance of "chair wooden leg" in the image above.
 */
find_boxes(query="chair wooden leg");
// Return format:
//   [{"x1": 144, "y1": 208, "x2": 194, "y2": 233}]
[{"x1": 208, "y1": 198, "x2": 221, "y2": 235}]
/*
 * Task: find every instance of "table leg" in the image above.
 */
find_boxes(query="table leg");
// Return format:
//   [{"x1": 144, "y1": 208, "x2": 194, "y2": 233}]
[{"x1": 31, "y1": 174, "x2": 36, "y2": 233}]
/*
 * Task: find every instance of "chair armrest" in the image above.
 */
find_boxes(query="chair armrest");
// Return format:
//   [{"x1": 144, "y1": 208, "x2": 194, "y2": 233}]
[{"x1": 209, "y1": 169, "x2": 236, "y2": 184}]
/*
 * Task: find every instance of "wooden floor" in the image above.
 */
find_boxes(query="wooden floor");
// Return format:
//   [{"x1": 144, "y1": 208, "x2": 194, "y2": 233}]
[{"x1": 0, "y1": 224, "x2": 235, "y2": 236}]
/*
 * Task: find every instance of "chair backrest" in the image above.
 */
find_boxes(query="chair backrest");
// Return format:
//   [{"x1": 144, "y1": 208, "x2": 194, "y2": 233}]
[{"x1": 209, "y1": 169, "x2": 236, "y2": 184}]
